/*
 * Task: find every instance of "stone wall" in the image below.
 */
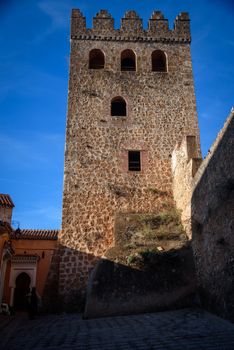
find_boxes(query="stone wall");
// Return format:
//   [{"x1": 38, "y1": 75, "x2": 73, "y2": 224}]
[
  {"x1": 84, "y1": 211, "x2": 196, "y2": 318},
  {"x1": 191, "y1": 109, "x2": 234, "y2": 321},
  {"x1": 84, "y1": 248, "x2": 196, "y2": 318},
  {"x1": 172, "y1": 136, "x2": 202, "y2": 236},
  {"x1": 59, "y1": 9, "x2": 200, "y2": 306},
  {"x1": 42, "y1": 242, "x2": 60, "y2": 313}
]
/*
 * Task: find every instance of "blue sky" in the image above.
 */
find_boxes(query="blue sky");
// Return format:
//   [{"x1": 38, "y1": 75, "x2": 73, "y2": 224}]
[{"x1": 0, "y1": 0, "x2": 233, "y2": 229}]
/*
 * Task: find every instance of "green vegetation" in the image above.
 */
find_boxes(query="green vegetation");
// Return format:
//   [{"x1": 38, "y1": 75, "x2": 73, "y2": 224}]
[
  {"x1": 127, "y1": 254, "x2": 139, "y2": 265},
  {"x1": 139, "y1": 249, "x2": 158, "y2": 261},
  {"x1": 132, "y1": 209, "x2": 185, "y2": 241},
  {"x1": 106, "y1": 207, "x2": 187, "y2": 268}
]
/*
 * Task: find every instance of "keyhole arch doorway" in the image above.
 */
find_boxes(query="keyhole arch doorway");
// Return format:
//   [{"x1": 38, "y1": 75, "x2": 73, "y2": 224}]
[{"x1": 14, "y1": 272, "x2": 31, "y2": 310}]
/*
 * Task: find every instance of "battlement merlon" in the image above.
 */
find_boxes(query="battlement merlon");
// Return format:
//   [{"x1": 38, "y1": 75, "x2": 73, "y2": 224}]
[{"x1": 71, "y1": 9, "x2": 191, "y2": 43}]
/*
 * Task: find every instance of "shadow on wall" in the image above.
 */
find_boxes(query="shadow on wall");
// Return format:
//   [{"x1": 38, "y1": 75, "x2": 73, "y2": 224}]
[
  {"x1": 43, "y1": 242, "x2": 197, "y2": 317},
  {"x1": 84, "y1": 243, "x2": 197, "y2": 318},
  {"x1": 42, "y1": 207, "x2": 199, "y2": 316},
  {"x1": 42, "y1": 245, "x2": 99, "y2": 313},
  {"x1": 191, "y1": 111, "x2": 234, "y2": 322}
]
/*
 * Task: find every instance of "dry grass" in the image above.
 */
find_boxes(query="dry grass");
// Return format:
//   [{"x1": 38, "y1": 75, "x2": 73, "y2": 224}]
[{"x1": 105, "y1": 207, "x2": 187, "y2": 267}]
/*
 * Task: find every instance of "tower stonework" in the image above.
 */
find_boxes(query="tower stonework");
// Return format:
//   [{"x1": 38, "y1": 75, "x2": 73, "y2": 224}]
[{"x1": 59, "y1": 9, "x2": 200, "y2": 306}]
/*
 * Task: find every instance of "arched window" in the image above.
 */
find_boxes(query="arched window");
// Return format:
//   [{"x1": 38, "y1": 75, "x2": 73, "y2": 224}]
[
  {"x1": 152, "y1": 50, "x2": 167, "y2": 72},
  {"x1": 111, "y1": 97, "x2": 126, "y2": 116},
  {"x1": 89, "y1": 49, "x2": 105, "y2": 69},
  {"x1": 121, "y1": 49, "x2": 136, "y2": 71}
]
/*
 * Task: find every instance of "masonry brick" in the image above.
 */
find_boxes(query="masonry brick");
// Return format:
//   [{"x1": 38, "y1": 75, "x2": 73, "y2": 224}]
[{"x1": 59, "y1": 9, "x2": 200, "y2": 307}]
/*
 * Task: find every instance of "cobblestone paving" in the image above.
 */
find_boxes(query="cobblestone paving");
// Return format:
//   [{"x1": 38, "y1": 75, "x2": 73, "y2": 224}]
[{"x1": 1, "y1": 308, "x2": 234, "y2": 350}]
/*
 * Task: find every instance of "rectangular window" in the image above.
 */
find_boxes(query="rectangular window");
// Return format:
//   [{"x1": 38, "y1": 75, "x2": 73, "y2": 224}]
[{"x1": 128, "y1": 151, "x2": 141, "y2": 171}]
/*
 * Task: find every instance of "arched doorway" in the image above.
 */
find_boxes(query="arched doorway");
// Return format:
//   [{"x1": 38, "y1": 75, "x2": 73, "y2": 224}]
[{"x1": 14, "y1": 272, "x2": 31, "y2": 310}]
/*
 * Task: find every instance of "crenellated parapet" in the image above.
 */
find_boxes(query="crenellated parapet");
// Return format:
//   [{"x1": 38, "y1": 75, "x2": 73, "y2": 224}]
[
  {"x1": 71, "y1": 9, "x2": 86, "y2": 35},
  {"x1": 121, "y1": 11, "x2": 143, "y2": 32},
  {"x1": 148, "y1": 11, "x2": 169, "y2": 35},
  {"x1": 93, "y1": 10, "x2": 114, "y2": 31},
  {"x1": 174, "y1": 12, "x2": 190, "y2": 37},
  {"x1": 71, "y1": 9, "x2": 191, "y2": 43}
]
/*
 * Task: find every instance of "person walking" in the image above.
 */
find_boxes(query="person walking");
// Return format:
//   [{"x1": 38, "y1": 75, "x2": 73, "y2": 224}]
[{"x1": 28, "y1": 287, "x2": 39, "y2": 319}]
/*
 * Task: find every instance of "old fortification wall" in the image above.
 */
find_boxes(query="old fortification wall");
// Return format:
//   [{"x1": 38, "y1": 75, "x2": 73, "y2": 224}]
[
  {"x1": 191, "y1": 109, "x2": 234, "y2": 321},
  {"x1": 59, "y1": 9, "x2": 200, "y2": 307},
  {"x1": 172, "y1": 136, "x2": 202, "y2": 236},
  {"x1": 173, "y1": 109, "x2": 234, "y2": 321}
]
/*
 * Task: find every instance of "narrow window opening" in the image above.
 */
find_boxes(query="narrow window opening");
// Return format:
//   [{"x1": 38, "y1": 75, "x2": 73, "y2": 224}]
[
  {"x1": 128, "y1": 151, "x2": 141, "y2": 171},
  {"x1": 121, "y1": 49, "x2": 136, "y2": 71},
  {"x1": 152, "y1": 50, "x2": 167, "y2": 72},
  {"x1": 89, "y1": 49, "x2": 105, "y2": 69},
  {"x1": 111, "y1": 97, "x2": 126, "y2": 116}
]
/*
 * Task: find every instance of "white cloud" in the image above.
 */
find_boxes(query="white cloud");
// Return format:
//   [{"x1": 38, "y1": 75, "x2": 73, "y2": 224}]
[
  {"x1": 227, "y1": 40, "x2": 234, "y2": 47},
  {"x1": 38, "y1": 0, "x2": 72, "y2": 30},
  {"x1": 200, "y1": 112, "x2": 210, "y2": 120},
  {"x1": 37, "y1": 0, "x2": 89, "y2": 34},
  {"x1": 0, "y1": 62, "x2": 65, "y2": 102},
  {"x1": 34, "y1": 0, "x2": 89, "y2": 42},
  {"x1": 0, "y1": 131, "x2": 64, "y2": 167},
  {"x1": 13, "y1": 204, "x2": 62, "y2": 229},
  {"x1": 0, "y1": 177, "x2": 53, "y2": 189}
]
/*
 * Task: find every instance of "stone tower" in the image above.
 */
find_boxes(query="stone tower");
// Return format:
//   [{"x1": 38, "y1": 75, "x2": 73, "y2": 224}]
[{"x1": 59, "y1": 9, "x2": 200, "y2": 305}]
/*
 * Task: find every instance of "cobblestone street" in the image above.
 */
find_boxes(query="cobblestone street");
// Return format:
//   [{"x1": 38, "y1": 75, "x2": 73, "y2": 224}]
[{"x1": 1, "y1": 308, "x2": 234, "y2": 349}]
